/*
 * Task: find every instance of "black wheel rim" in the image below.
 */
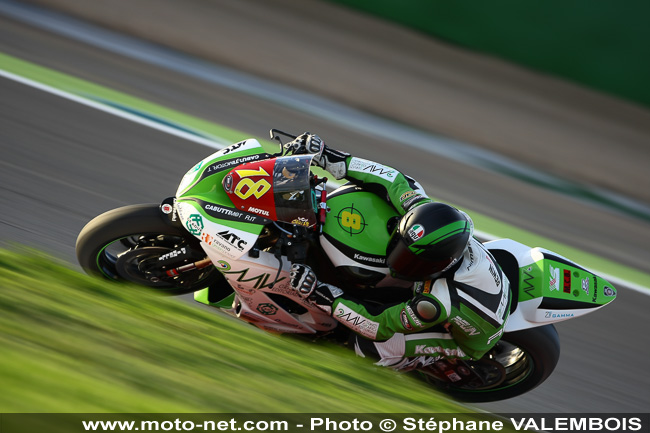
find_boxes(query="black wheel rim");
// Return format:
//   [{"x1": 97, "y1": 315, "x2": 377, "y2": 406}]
[
  {"x1": 95, "y1": 233, "x2": 216, "y2": 291},
  {"x1": 455, "y1": 340, "x2": 534, "y2": 393}
]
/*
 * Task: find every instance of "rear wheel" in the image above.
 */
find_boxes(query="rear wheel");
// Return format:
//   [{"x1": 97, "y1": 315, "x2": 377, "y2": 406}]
[
  {"x1": 421, "y1": 325, "x2": 560, "y2": 402},
  {"x1": 76, "y1": 204, "x2": 224, "y2": 295}
]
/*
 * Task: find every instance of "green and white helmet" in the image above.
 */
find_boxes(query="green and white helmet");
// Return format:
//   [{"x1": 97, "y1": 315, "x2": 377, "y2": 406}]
[{"x1": 386, "y1": 203, "x2": 474, "y2": 281}]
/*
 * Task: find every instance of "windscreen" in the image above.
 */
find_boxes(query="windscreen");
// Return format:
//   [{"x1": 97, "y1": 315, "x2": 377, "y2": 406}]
[
  {"x1": 224, "y1": 155, "x2": 317, "y2": 227},
  {"x1": 272, "y1": 155, "x2": 317, "y2": 227}
]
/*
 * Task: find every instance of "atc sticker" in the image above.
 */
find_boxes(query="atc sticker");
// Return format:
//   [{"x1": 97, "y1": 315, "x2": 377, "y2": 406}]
[
  {"x1": 408, "y1": 224, "x2": 425, "y2": 241},
  {"x1": 185, "y1": 214, "x2": 204, "y2": 235}
]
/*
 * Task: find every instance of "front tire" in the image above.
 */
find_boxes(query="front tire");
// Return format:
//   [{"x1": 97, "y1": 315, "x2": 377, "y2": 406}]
[{"x1": 76, "y1": 204, "x2": 223, "y2": 295}]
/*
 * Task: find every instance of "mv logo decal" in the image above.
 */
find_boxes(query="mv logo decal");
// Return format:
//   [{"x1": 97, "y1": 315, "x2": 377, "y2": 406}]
[
  {"x1": 223, "y1": 268, "x2": 285, "y2": 290},
  {"x1": 337, "y1": 310, "x2": 368, "y2": 327},
  {"x1": 365, "y1": 164, "x2": 394, "y2": 176},
  {"x1": 335, "y1": 304, "x2": 379, "y2": 339},
  {"x1": 522, "y1": 270, "x2": 535, "y2": 298},
  {"x1": 348, "y1": 158, "x2": 396, "y2": 183}
]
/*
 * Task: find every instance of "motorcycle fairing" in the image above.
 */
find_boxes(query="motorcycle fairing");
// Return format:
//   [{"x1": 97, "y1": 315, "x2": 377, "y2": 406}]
[
  {"x1": 195, "y1": 248, "x2": 337, "y2": 334},
  {"x1": 175, "y1": 139, "x2": 272, "y2": 260},
  {"x1": 176, "y1": 139, "x2": 271, "y2": 197},
  {"x1": 224, "y1": 154, "x2": 318, "y2": 227},
  {"x1": 175, "y1": 201, "x2": 261, "y2": 260},
  {"x1": 486, "y1": 239, "x2": 617, "y2": 332},
  {"x1": 320, "y1": 185, "x2": 398, "y2": 282}
]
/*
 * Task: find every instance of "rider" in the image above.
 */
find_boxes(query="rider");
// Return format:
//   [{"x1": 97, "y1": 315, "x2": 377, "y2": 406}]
[{"x1": 286, "y1": 133, "x2": 511, "y2": 371}]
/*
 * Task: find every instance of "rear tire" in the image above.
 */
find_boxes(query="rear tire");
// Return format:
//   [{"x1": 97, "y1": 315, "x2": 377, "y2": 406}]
[
  {"x1": 423, "y1": 325, "x2": 560, "y2": 402},
  {"x1": 76, "y1": 204, "x2": 223, "y2": 295}
]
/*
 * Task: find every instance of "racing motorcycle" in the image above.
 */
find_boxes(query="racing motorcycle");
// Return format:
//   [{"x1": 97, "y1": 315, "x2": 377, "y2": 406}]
[{"x1": 76, "y1": 130, "x2": 617, "y2": 402}]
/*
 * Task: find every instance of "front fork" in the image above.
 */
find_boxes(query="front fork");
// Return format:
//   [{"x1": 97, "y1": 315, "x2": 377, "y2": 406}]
[{"x1": 165, "y1": 257, "x2": 213, "y2": 277}]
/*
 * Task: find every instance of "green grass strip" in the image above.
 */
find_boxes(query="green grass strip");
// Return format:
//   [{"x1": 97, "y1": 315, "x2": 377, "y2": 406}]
[
  {"x1": 0, "y1": 248, "x2": 471, "y2": 413},
  {"x1": 1, "y1": 51, "x2": 648, "y2": 290}
]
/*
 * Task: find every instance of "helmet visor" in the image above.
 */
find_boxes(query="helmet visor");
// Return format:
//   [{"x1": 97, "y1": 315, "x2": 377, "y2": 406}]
[{"x1": 386, "y1": 234, "x2": 455, "y2": 281}]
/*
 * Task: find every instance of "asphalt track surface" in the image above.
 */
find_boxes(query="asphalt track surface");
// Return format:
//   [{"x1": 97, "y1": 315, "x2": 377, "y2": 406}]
[{"x1": 1, "y1": 15, "x2": 649, "y2": 412}]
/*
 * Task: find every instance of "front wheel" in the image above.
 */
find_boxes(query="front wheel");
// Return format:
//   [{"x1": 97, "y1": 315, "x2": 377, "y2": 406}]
[
  {"x1": 421, "y1": 325, "x2": 560, "y2": 402},
  {"x1": 76, "y1": 204, "x2": 224, "y2": 295}
]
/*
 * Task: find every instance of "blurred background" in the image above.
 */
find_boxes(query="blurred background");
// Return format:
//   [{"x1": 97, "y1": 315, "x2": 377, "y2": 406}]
[{"x1": 1, "y1": 0, "x2": 649, "y2": 415}]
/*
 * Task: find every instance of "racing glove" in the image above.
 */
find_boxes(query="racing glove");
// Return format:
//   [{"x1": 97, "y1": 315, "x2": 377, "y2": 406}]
[
  {"x1": 290, "y1": 263, "x2": 343, "y2": 315},
  {"x1": 283, "y1": 133, "x2": 325, "y2": 156},
  {"x1": 284, "y1": 133, "x2": 350, "y2": 180}
]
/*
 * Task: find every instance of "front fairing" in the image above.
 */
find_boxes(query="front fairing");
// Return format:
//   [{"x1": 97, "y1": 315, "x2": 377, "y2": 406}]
[
  {"x1": 224, "y1": 154, "x2": 318, "y2": 227},
  {"x1": 174, "y1": 139, "x2": 272, "y2": 260}
]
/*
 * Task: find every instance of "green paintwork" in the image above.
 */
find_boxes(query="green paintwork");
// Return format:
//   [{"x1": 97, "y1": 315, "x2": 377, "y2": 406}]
[
  {"x1": 175, "y1": 141, "x2": 269, "y2": 235},
  {"x1": 323, "y1": 189, "x2": 398, "y2": 257},
  {"x1": 194, "y1": 288, "x2": 235, "y2": 308},
  {"x1": 539, "y1": 259, "x2": 616, "y2": 307}
]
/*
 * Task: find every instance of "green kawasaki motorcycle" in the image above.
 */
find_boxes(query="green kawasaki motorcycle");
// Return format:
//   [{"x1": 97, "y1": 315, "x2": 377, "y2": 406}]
[{"x1": 76, "y1": 130, "x2": 617, "y2": 402}]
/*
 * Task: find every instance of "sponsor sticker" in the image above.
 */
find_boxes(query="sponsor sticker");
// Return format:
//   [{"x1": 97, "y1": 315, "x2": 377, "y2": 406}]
[
  {"x1": 185, "y1": 214, "x2": 204, "y2": 236},
  {"x1": 581, "y1": 278, "x2": 590, "y2": 295},
  {"x1": 400, "y1": 191, "x2": 418, "y2": 201},
  {"x1": 248, "y1": 206, "x2": 270, "y2": 217},
  {"x1": 405, "y1": 305, "x2": 423, "y2": 328},
  {"x1": 160, "y1": 203, "x2": 173, "y2": 214},
  {"x1": 256, "y1": 303, "x2": 278, "y2": 316},
  {"x1": 215, "y1": 260, "x2": 231, "y2": 271},
  {"x1": 544, "y1": 311, "x2": 575, "y2": 319},
  {"x1": 353, "y1": 253, "x2": 386, "y2": 265},
  {"x1": 549, "y1": 265, "x2": 560, "y2": 291},
  {"x1": 348, "y1": 158, "x2": 397, "y2": 183},
  {"x1": 413, "y1": 345, "x2": 467, "y2": 358},
  {"x1": 402, "y1": 195, "x2": 423, "y2": 211},
  {"x1": 223, "y1": 174, "x2": 233, "y2": 192},
  {"x1": 220, "y1": 140, "x2": 258, "y2": 156},
  {"x1": 450, "y1": 316, "x2": 480, "y2": 336},
  {"x1": 522, "y1": 269, "x2": 536, "y2": 298},
  {"x1": 217, "y1": 230, "x2": 248, "y2": 251},
  {"x1": 334, "y1": 304, "x2": 379, "y2": 339},
  {"x1": 400, "y1": 309, "x2": 413, "y2": 331},
  {"x1": 408, "y1": 224, "x2": 425, "y2": 241},
  {"x1": 291, "y1": 217, "x2": 311, "y2": 227},
  {"x1": 604, "y1": 286, "x2": 616, "y2": 297}
]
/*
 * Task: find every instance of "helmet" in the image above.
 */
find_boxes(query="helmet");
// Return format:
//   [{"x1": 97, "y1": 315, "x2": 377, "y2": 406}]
[{"x1": 386, "y1": 203, "x2": 473, "y2": 281}]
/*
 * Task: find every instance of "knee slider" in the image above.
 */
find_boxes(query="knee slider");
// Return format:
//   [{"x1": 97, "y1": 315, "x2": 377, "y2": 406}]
[{"x1": 410, "y1": 296, "x2": 441, "y2": 323}]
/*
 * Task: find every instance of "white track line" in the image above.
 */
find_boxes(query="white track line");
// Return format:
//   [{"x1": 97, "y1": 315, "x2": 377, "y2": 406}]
[{"x1": 0, "y1": 69, "x2": 227, "y2": 150}]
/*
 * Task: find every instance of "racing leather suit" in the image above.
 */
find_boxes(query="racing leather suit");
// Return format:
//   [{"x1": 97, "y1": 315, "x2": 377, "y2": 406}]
[{"x1": 314, "y1": 149, "x2": 511, "y2": 367}]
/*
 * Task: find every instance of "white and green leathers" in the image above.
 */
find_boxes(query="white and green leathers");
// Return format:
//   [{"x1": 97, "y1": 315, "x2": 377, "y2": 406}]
[{"x1": 317, "y1": 152, "x2": 511, "y2": 364}]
